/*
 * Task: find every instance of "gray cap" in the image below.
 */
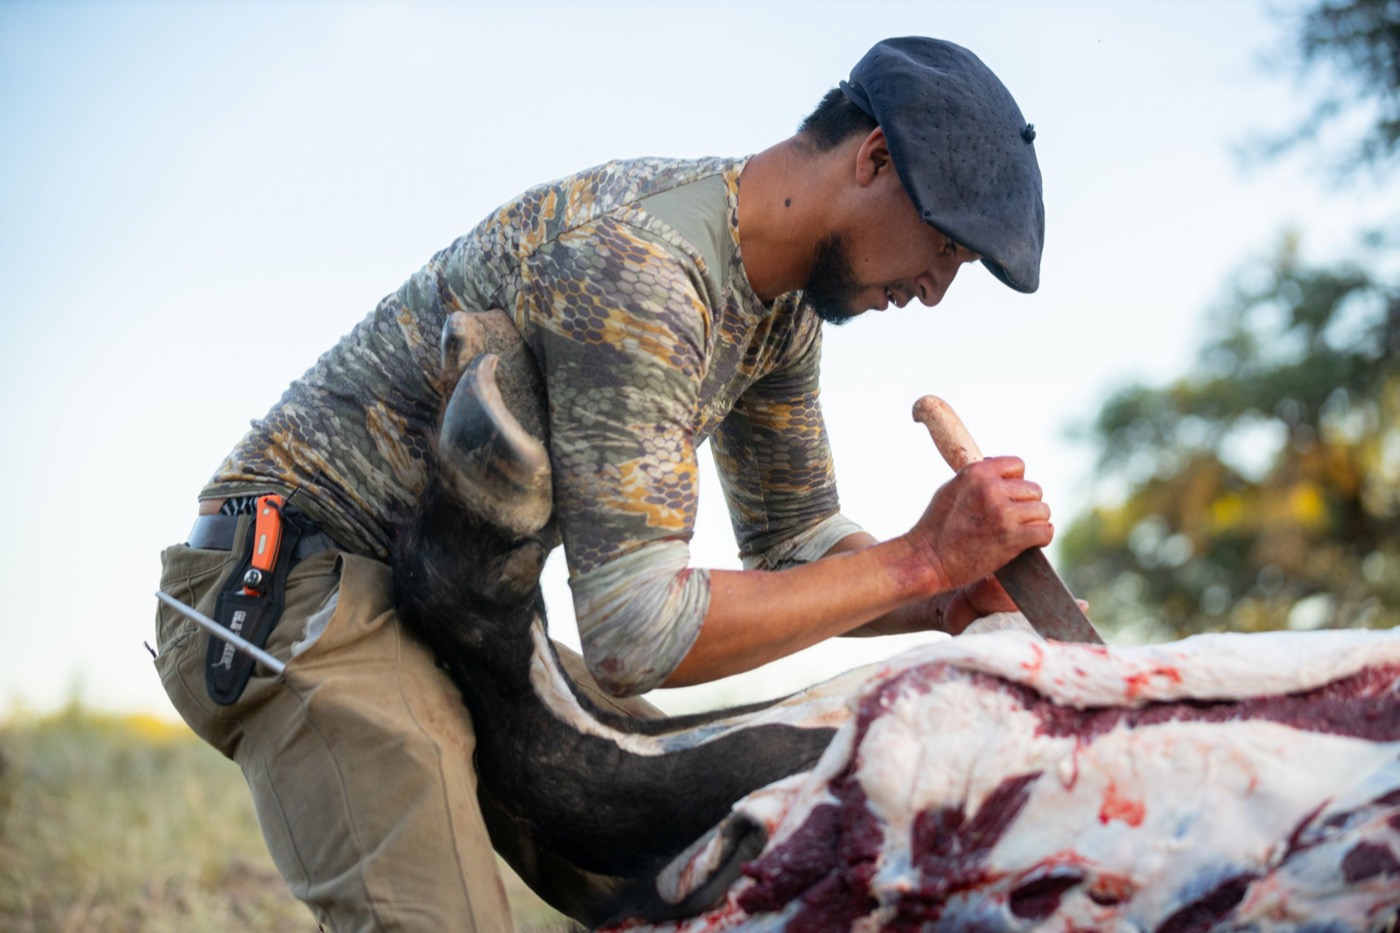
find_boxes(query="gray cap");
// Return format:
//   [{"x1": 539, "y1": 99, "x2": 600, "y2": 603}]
[{"x1": 840, "y1": 37, "x2": 1044, "y2": 293}]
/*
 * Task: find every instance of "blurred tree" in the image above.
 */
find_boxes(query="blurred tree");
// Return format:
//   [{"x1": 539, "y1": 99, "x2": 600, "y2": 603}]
[
  {"x1": 1262, "y1": 0, "x2": 1400, "y2": 177},
  {"x1": 1062, "y1": 0, "x2": 1400, "y2": 641},
  {"x1": 1062, "y1": 238, "x2": 1400, "y2": 640}
]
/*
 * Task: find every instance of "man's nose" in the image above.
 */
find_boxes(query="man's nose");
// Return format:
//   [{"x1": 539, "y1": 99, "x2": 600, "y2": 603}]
[{"x1": 916, "y1": 267, "x2": 956, "y2": 307}]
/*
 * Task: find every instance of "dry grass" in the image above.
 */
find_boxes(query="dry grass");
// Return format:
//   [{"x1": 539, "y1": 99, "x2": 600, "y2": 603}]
[{"x1": 0, "y1": 704, "x2": 568, "y2": 932}]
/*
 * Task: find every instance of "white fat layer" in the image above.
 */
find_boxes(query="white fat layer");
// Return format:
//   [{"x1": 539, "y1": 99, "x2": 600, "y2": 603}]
[
  {"x1": 531, "y1": 619, "x2": 1400, "y2": 758},
  {"x1": 611, "y1": 625, "x2": 1400, "y2": 933},
  {"x1": 858, "y1": 666, "x2": 1400, "y2": 923},
  {"x1": 835, "y1": 623, "x2": 1400, "y2": 854},
  {"x1": 526, "y1": 619, "x2": 903, "y2": 757},
  {"x1": 917, "y1": 620, "x2": 1400, "y2": 707},
  {"x1": 858, "y1": 675, "x2": 1040, "y2": 837}
]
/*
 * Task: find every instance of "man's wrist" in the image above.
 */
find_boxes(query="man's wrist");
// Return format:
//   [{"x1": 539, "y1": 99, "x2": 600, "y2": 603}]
[
  {"x1": 940, "y1": 589, "x2": 974, "y2": 635},
  {"x1": 889, "y1": 531, "x2": 953, "y2": 603}
]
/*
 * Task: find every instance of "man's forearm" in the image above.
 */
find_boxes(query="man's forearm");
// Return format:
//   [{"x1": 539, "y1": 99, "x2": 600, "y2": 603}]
[
  {"x1": 661, "y1": 532, "x2": 949, "y2": 687},
  {"x1": 822, "y1": 531, "x2": 969, "y2": 638},
  {"x1": 660, "y1": 456, "x2": 1051, "y2": 687}
]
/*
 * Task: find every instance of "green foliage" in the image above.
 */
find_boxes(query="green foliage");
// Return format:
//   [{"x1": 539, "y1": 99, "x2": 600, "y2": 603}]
[
  {"x1": 1063, "y1": 237, "x2": 1400, "y2": 640},
  {"x1": 1064, "y1": 0, "x2": 1400, "y2": 642},
  {"x1": 0, "y1": 705, "x2": 566, "y2": 932},
  {"x1": 1266, "y1": 0, "x2": 1400, "y2": 176}
]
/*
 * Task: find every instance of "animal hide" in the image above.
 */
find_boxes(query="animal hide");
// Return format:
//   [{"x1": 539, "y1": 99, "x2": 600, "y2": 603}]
[{"x1": 398, "y1": 318, "x2": 1400, "y2": 930}]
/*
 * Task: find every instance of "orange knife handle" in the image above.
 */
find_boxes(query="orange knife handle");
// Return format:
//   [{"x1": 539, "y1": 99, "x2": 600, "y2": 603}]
[{"x1": 249, "y1": 495, "x2": 285, "y2": 574}]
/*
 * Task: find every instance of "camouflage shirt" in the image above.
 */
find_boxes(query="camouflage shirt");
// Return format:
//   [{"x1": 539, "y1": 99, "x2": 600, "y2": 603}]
[{"x1": 204, "y1": 156, "x2": 862, "y2": 693}]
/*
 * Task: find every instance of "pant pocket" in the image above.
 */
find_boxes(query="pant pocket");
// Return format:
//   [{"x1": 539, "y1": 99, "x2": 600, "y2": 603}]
[
  {"x1": 153, "y1": 542, "x2": 246, "y2": 756},
  {"x1": 279, "y1": 552, "x2": 392, "y2": 667},
  {"x1": 154, "y1": 542, "x2": 238, "y2": 654}
]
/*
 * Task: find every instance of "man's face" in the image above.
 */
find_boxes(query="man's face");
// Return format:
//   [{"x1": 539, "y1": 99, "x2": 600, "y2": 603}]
[
  {"x1": 803, "y1": 183, "x2": 981, "y2": 325},
  {"x1": 803, "y1": 233, "x2": 864, "y2": 326}
]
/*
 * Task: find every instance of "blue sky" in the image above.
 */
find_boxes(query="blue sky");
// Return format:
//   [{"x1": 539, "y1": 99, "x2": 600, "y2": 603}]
[{"x1": 2, "y1": 0, "x2": 1395, "y2": 716}]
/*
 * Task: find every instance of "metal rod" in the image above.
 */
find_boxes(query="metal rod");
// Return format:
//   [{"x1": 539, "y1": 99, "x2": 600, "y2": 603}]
[{"x1": 154, "y1": 590, "x2": 287, "y2": 675}]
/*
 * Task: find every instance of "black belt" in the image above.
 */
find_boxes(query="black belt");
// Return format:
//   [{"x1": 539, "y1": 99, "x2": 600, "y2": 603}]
[{"x1": 187, "y1": 513, "x2": 340, "y2": 561}]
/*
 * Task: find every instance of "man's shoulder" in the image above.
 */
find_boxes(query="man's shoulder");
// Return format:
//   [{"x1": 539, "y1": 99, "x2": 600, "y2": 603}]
[
  {"x1": 555, "y1": 155, "x2": 742, "y2": 211},
  {"x1": 478, "y1": 156, "x2": 743, "y2": 254}
]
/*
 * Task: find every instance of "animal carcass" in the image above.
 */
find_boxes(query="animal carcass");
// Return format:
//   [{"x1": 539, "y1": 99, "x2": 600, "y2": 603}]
[
  {"x1": 394, "y1": 323, "x2": 845, "y2": 925},
  {"x1": 394, "y1": 313, "x2": 1400, "y2": 930},
  {"x1": 606, "y1": 627, "x2": 1400, "y2": 932}
]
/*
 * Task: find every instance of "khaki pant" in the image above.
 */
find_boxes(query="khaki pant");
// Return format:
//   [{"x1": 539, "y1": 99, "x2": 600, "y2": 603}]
[{"x1": 156, "y1": 514, "x2": 636, "y2": 932}]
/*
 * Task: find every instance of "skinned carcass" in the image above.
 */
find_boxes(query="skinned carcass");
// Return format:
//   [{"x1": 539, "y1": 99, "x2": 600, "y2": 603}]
[
  {"x1": 394, "y1": 312, "x2": 1400, "y2": 930},
  {"x1": 609, "y1": 628, "x2": 1400, "y2": 931}
]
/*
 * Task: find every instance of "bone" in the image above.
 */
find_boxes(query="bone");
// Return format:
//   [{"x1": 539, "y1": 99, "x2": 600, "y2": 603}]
[{"x1": 912, "y1": 394, "x2": 984, "y2": 471}]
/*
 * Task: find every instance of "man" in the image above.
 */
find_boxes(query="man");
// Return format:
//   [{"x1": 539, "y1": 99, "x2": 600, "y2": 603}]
[{"x1": 153, "y1": 36, "x2": 1048, "y2": 931}]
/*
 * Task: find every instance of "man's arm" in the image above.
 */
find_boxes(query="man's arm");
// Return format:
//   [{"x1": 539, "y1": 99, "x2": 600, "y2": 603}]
[
  {"x1": 662, "y1": 456, "x2": 1051, "y2": 687},
  {"x1": 521, "y1": 215, "x2": 1045, "y2": 695},
  {"x1": 824, "y1": 531, "x2": 1019, "y2": 639}
]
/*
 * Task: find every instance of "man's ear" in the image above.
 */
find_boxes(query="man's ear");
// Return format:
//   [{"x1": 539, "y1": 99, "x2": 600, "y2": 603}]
[{"x1": 853, "y1": 126, "x2": 893, "y2": 187}]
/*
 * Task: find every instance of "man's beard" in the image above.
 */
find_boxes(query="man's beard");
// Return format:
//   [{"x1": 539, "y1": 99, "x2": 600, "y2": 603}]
[{"x1": 802, "y1": 233, "x2": 863, "y2": 326}]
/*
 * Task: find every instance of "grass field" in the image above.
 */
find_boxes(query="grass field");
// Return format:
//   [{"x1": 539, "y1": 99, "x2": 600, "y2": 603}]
[{"x1": 0, "y1": 704, "x2": 568, "y2": 932}]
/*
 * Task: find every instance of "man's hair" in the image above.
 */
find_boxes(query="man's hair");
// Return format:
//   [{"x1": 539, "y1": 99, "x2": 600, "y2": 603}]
[{"x1": 797, "y1": 88, "x2": 879, "y2": 150}]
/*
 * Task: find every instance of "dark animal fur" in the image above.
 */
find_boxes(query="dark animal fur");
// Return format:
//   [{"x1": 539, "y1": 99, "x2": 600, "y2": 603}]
[{"x1": 392, "y1": 359, "x2": 834, "y2": 926}]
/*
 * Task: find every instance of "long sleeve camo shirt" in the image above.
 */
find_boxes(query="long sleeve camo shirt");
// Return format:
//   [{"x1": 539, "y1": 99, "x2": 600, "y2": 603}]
[{"x1": 203, "y1": 156, "x2": 862, "y2": 695}]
